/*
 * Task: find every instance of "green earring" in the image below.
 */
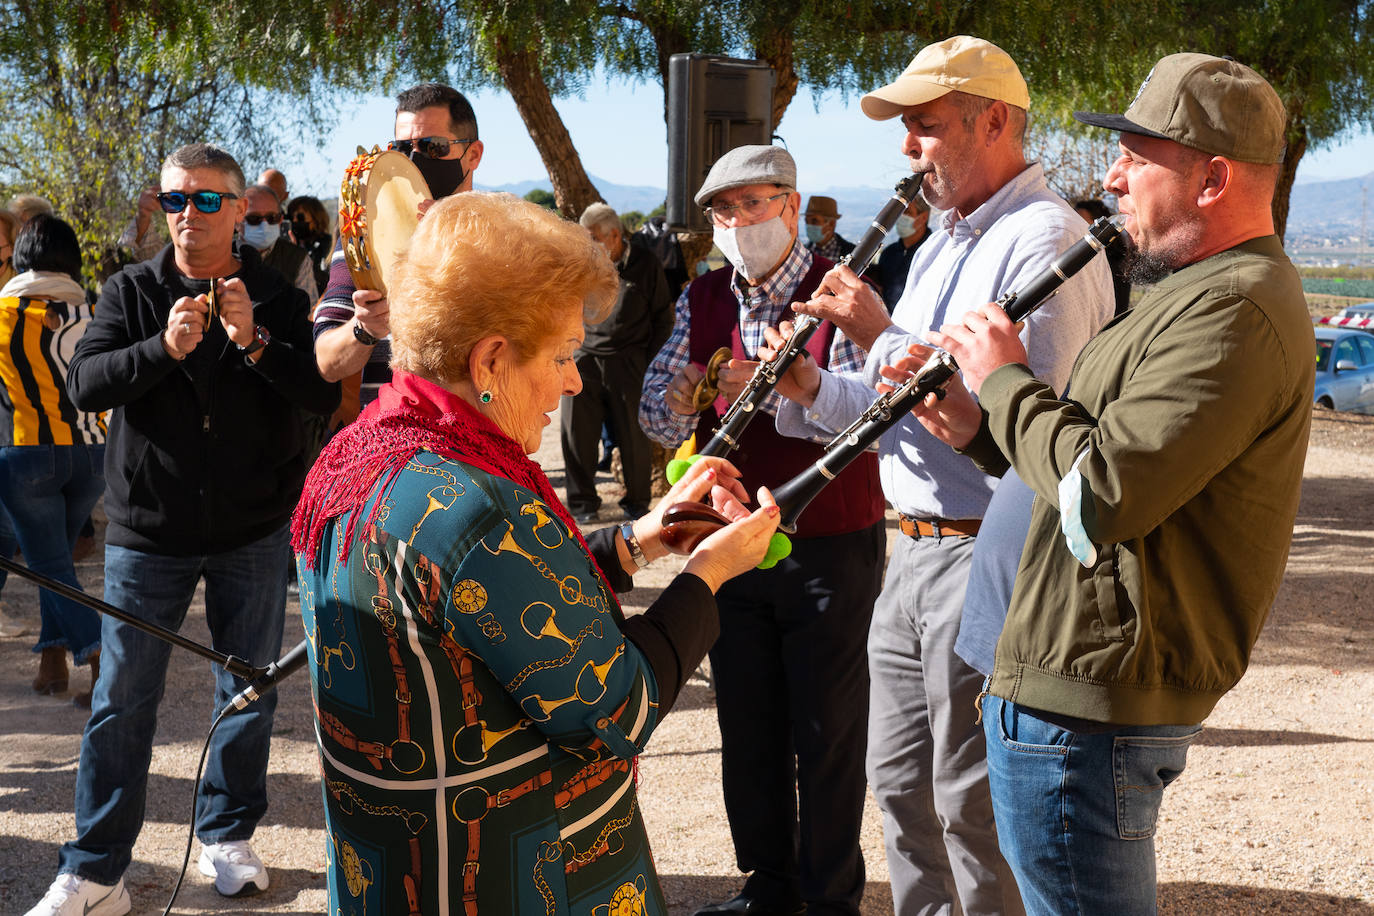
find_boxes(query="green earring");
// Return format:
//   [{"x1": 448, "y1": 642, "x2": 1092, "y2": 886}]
[{"x1": 479, "y1": 390, "x2": 493, "y2": 404}]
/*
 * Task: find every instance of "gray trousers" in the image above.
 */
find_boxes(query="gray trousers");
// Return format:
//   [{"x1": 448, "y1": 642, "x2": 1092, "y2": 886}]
[{"x1": 866, "y1": 533, "x2": 1023, "y2": 916}]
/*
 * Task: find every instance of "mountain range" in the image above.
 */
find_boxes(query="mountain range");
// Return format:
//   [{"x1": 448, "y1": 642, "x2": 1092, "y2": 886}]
[{"x1": 482, "y1": 170, "x2": 1374, "y2": 250}]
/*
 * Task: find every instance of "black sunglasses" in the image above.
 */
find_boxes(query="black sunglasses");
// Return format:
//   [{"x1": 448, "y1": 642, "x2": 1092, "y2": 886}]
[
  {"x1": 244, "y1": 211, "x2": 284, "y2": 226},
  {"x1": 156, "y1": 190, "x2": 239, "y2": 214},
  {"x1": 389, "y1": 136, "x2": 475, "y2": 159}
]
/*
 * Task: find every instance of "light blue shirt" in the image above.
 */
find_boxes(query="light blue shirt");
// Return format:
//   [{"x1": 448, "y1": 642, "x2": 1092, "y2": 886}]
[{"x1": 776, "y1": 164, "x2": 1116, "y2": 519}]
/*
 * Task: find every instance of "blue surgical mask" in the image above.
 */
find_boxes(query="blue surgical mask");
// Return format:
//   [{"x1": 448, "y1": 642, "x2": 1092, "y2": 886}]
[
  {"x1": 242, "y1": 221, "x2": 279, "y2": 251},
  {"x1": 805, "y1": 224, "x2": 824, "y2": 244},
  {"x1": 894, "y1": 214, "x2": 920, "y2": 237}
]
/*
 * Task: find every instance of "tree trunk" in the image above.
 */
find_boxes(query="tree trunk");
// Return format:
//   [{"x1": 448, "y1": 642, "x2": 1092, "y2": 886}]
[
  {"x1": 754, "y1": 27, "x2": 800, "y2": 132},
  {"x1": 1273, "y1": 119, "x2": 1306, "y2": 245},
  {"x1": 491, "y1": 35, "x2": 603, "y2": 219}
]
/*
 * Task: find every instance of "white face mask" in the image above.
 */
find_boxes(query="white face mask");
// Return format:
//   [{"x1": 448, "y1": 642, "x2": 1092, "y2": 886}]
[
  {"x1": 713, "y1": 216, "x2": 793, "y2": 283},
  {"x1": 894, "y1": 214, "x2": 920, "y2": 237},
  {"x1": 242, "y1": 220, "x2": 279, "y2": 251}
]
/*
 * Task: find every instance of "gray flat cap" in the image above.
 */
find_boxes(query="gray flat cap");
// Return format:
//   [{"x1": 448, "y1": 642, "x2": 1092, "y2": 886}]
[{"x1": 694, "y1": 145, "x2": 797, "y2": 207}]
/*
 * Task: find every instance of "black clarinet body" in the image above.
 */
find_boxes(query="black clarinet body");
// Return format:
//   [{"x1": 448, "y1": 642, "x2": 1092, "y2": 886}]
[
  {"x1": 770, "y1": 215, "x2": 1125, "y2": 533},
  {"x1": 694, "y1": 173, "x2": 926, "y2": 461}
]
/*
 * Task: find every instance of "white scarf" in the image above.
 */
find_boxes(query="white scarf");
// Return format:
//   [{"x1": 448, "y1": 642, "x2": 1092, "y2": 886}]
[{"x1": 0, "y1": 269, "x2": 86, "y2": 304}]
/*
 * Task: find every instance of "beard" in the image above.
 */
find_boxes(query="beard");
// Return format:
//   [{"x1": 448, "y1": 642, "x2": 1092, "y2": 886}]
[{"x1": 1123, "y1": 245, "x2": 1176, "y2": 285}]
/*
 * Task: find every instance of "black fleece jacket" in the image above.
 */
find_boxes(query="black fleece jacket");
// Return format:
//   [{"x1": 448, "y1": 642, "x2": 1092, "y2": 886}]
[{"x1": 68, "y1": 244, "x2": 340, "y2": 556}]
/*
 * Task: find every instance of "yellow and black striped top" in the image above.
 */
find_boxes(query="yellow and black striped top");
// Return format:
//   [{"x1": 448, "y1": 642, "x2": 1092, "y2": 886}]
[{"x1": 0, "y1": 296, "x2": 106, "y2": 446}]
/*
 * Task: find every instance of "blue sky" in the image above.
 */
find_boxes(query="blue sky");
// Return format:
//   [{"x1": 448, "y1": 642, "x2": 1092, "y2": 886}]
[{"x1": 285, "y1": 78, "x2": 1373, "y2": 200}]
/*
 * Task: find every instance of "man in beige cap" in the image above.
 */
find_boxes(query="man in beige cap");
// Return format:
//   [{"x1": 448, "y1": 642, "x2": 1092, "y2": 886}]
[
  {"x1": 900, "y1": 53, "x2": 1311, "y2": 914},
  {"x1": 641, "y1": 144, "x2": 887, "y2": 916},
  {"x1": 802, "y1": 194, "x2": 855, "y2": 261},
  {"x1": 768, "y1": 34, "x2": 1114, "y2": 915}
]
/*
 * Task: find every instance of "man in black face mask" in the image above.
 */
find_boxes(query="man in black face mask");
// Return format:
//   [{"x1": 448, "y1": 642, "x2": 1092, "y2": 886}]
[{"x1": 313, "y1": 83, "x2": 484, "y2": 404}]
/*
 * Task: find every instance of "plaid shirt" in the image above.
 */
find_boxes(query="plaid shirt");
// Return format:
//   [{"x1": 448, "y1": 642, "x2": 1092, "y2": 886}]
[
  {"x1": 639, "y1": 238, "x2": 866, "y2": 448},
  {"x1": 807, "y1": 232, "x2": 855, "y2": 263}
]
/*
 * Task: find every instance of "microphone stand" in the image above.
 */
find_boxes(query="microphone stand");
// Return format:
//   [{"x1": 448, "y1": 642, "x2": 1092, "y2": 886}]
[{"x1": 0, "y1": 553, "x2": 267, "y2": 684}]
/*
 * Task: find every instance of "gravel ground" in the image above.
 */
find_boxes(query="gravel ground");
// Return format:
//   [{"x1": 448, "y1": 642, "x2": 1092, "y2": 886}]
[{"x1": 0, "y1": 406, "x2": 1370, "y2": 915}]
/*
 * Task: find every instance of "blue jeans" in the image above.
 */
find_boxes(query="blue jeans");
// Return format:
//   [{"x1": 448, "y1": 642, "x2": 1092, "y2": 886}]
[
  {"x1": 0, "y1": 444, "x2": 105, "y2": 662},
  {"x1": 982, "y1": 694, "x2": 1201, "y2": 916},
  {"x1": 59, "y1": 525, "x2": 290, "y2": 884}
]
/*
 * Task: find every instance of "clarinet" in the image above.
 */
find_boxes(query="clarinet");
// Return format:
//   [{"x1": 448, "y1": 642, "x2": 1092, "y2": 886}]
[
  {"x1": 661, "y1": 215, "x2": 1125, "y2": 551},
  {"x1": 689, "y1": 172, "x2": 926, "y2": 463}
]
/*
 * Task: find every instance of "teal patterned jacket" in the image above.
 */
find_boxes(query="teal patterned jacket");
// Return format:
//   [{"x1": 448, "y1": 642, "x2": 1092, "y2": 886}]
[{"x1": 299, "y1": 449, "x2": 667, "y2": 915}]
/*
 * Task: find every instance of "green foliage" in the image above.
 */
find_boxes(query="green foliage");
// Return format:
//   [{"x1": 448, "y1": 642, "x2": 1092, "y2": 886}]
[
  {"x1": 620, "y1": 210, "x2": 646, "y2": 231},
  {"x1": 523, "y1": 188, "x2": 558, "y2": 209},
  {"x1": 1301, "y1": 277, "x2": 1374, "y2": 297}
]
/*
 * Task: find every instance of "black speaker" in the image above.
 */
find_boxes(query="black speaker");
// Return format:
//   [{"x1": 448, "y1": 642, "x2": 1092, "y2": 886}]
[{"x1": 667, "y1": 54, "x2": 775, "y2": 233}]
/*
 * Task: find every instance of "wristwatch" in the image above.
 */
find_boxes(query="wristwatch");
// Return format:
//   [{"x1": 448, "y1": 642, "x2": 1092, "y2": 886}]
[
  {"x1": 352, "y1": 320, "x2": 380, "y2": 346},
  {"x1": 238, "y1": 324, "x2": 270, "y2": 359},
  {"x1": 619, "y1": 522, "x2": 649, "y2": 569}
]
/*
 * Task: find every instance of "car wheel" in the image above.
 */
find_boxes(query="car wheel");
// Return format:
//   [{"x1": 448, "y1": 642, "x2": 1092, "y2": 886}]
[{"x1": 1317, "y1": 396, "x2": 1335, "y2": 409}]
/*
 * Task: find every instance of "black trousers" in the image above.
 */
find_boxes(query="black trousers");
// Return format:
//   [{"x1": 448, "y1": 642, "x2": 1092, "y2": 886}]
[
  {"x1": 710, "y1": 520, "x2": 886, "y2": 916},
  {"x1": 559, "y1": 351, "x2": 652, "y2": 514}
]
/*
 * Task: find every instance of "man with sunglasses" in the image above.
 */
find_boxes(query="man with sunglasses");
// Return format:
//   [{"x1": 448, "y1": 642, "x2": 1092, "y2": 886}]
[
  {"x1": 640, "y1": 145, "x2": 886, "y2": 916},
  {"x1": 241, "y1": 183, "x2": 317, "y2": 301},
  {"x1": 26, "y1": 143, "x2": 339, "y2": 916},
  {"x1": 313, "y1": 82, "x2": 484, "y2": 405}
]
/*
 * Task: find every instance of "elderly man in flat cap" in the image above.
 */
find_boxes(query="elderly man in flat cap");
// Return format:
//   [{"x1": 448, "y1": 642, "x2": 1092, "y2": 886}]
[
  {"x1": 640, "y1": 145, "x2": 886, "y2": 916},
  {"x1": 767, "y1": 35, "x2": 1115, "y2": 915},
  {"x1": 899, "y1": 53, "x2": 1311, "y2": 916}
]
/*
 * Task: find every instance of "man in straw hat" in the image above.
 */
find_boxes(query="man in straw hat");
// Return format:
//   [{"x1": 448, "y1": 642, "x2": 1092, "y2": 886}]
[
  {"x1": 769, "y1": 35, "x2": 1114, "y2": 914},
  {"x1": 904, "y1": 53, "x2": 1312, "y2": 914}
]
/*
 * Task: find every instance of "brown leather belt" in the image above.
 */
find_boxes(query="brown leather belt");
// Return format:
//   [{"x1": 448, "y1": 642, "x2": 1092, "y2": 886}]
[{"x1": 897, "y1": 513, "x2": 981, "y2": 539}]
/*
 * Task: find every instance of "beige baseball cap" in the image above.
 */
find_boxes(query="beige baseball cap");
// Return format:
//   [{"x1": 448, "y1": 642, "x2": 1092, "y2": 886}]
[
  {"x1": 861, "y1": 35, "x2": 1030, "y2": 120},
  {"x1": 1074, "y1": 53, "x2": 1287, "y2": 164}
]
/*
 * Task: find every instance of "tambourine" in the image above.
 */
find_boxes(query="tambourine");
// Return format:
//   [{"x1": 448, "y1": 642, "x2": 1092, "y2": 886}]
[{"x1": 338, "y1": 146, "x2": 431, "y2": 296}]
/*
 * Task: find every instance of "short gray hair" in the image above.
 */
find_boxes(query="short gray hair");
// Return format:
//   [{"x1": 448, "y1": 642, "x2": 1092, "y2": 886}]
[
  {"x1": 162, "y1": 143, "x2": 245, "y2": 196},
  {"x1": 579, "y1": 202, "x2": 621, "y2": 236},
  {"x1": 244, "y1": 184, "x2": 281, "y2": 206}
]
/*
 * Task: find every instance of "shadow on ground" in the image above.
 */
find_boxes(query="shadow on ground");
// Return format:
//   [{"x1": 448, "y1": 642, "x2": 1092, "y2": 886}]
[
  {"x1": 1160, "y1": 881, "x2": 1374, "y2": 914},
  {"x1": 657, "y1": 876, "x2": 894, "y2": 915},
  {"x1": 0, "y1": 836, "x2": 323, "y2": 916}
]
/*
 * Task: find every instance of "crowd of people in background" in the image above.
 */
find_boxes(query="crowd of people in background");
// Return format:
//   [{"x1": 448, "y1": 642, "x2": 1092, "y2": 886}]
[{"x1": 3, "y1": 36, "x2": 1310, "y2": 916}]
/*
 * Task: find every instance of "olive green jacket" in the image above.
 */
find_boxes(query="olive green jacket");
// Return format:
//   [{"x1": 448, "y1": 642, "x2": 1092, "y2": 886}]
[{"x1": 966, "y1": 236, "x2": 1313, "y2": 725}]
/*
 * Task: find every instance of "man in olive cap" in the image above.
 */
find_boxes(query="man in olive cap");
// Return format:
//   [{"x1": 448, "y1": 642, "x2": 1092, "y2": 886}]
[
  {"x1": 905, "y1": 52, "x2": 1313, "y2": 914},
  {"x1": 772, "y1": 35, "x2": 1113, "y2": 915}
]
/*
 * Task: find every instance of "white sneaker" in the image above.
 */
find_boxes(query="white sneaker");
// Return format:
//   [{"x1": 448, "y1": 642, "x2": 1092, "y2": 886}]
[
  {"x1": 198, "y1": 839, "x2": 270, "y2": 896},
  {"x1": 24, "y1": 874, "x2": 130, "y2": 916}
]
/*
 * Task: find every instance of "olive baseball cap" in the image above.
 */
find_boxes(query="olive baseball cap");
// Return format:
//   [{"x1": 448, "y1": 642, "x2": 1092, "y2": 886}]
[
  {"x1": 861, "y1": 35, "x2": 1030, "y2": 120},
  {"x1": 1074, "y1": 53, "x2": 1287, "y2": 164},
  {"x1": 694, "y1": 145, "x2": 797, "y2": 207}
]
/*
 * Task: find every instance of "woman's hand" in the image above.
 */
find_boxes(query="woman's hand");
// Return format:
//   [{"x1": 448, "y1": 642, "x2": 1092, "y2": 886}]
[
  {"x1": 682, "y1": 487, "x2": 781, "y2": 592},
  {"x1": 631, "y1": 455, "x2": 749, "y2": 565}
]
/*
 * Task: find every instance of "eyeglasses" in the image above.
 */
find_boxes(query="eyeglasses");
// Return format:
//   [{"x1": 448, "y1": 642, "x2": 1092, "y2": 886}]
[
  {"x1": 703, "y1": 192, "x2": 790, "y2": 226},
  {"x1": 389, "y1": 136, "x2": 476, "y2": 159},
  {"x1": 156, "y1": 190, "x2": 239, "y2": 214},
  {"x1": 244, "y1": 211, "x2": 284, "y2": 226}
]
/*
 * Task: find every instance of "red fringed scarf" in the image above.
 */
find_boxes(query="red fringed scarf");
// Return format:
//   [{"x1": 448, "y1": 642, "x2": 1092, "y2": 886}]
[{"x1": 291, "y1": 371, "x2": 617, "y2": 605}]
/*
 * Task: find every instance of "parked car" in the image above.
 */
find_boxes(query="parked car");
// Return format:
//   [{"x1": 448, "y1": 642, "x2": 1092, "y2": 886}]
[
  {"x1": 1314, "y1": 326, "x2": 1374, "y2": 413},
  {"x1": 1337, "y1": 302, "x2": 1374, "y2": 322}
]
